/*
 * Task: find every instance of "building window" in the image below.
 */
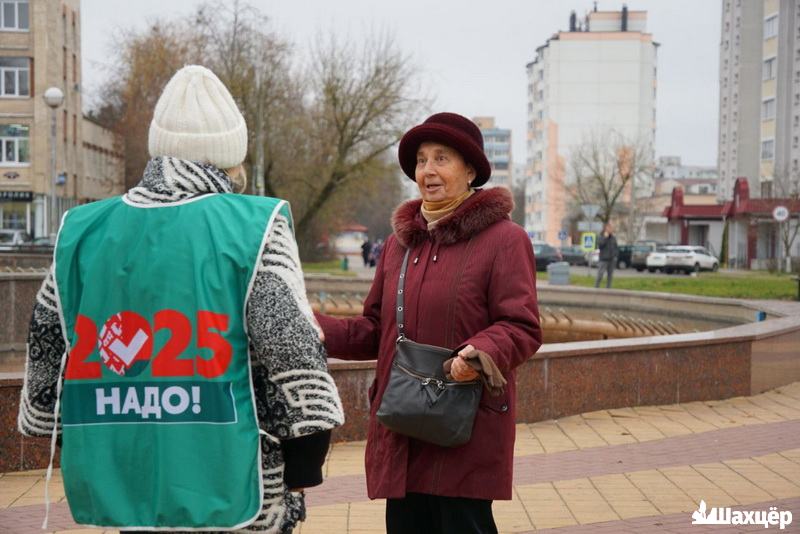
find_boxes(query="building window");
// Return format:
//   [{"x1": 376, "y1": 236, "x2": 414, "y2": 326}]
[
  {"x1": 764, "y1": 15, "x2": 778, "y2": 39},
  {"x1": 763, "y1": 57, "x2": 777, "y2": 80},
  {"x1": 62, "y1": 46, "x2": 67, "y2": 81},
  {"x1": 761, "y1": 139, "x2": 775, "y2": 160},
  {"x1": 0, "y1": 57, "x2": 29, "y2": 96},
  {"x1": 762, "y1": 98, "x2": 776, "y2": 120},
  {"x1": 63, "y1": 109, "x2": 67, "y2": 143},
  {"x1": 0, "y1": 0, "x2": 29, "y2": 31},
  {"x1": 72, "y1": 53, "x2": 77, "y2": 83},
  {"x1": 0, "y1": 124, "x2": 29, "y2": 164},
  {"x1": 72, "y1": 113, "x2": 76, "y2": 145}
]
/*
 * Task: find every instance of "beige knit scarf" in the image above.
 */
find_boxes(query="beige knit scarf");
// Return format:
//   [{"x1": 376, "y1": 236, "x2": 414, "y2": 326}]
[{"x1": 421, "y1": 190, "x2": 474, "y2": 229}]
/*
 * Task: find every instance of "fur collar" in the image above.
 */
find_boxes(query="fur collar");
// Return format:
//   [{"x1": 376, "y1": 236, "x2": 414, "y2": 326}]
[{"x1": 392, "y1": 187, "x2": 514, "y2": 248}]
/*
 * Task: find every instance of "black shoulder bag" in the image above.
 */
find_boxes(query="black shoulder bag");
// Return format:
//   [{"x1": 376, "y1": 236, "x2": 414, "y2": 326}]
[{"x1": 375, "y1": 249, "x2": 482, "y2": 447}]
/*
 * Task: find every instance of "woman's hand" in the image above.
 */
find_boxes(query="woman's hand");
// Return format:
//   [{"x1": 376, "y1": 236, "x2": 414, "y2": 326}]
[{"x1": 451, "y1": 345, "x2": 480, "y2": 381}]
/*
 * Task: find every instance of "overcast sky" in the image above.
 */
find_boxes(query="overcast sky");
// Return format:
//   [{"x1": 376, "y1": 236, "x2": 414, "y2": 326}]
[{"x1": 81, "y1": 0, "x2": 721, "y2": 167}]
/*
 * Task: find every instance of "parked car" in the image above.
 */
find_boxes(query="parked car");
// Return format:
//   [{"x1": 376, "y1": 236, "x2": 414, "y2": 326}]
[
  {"x1": 15, "y1": 235, "x2": 55, "y2": 252},
  {"x1": 0, "y1": 229, "x2": 32, "y2": 251},
  {"x1": 559, "y1": 245, "x2": 587, "y2": 266},
  {"x1": 666, "y1": 246, "x2": 719, "y2": 274},
  {"x1": 632, "y1": 240, "x2": 671, "y2": 271},
  {"x1": 588, "y1": 248, "x2": 599, "y2": 267},
  {"x1": 32, "y1": 236, "x2": 55, "y2": 246},
  {"x1": 645, "y1": 246, "x2": 677, "y2": 273},
  {"x1": 587, "y1": 245, "x2": 631, "y2": 269},
  {"x1": 532, "y1": 242, "x2": 562, "y2": 271},
  {"x1": 617, "y1": 244, "x2": 633, "y2": 269}
]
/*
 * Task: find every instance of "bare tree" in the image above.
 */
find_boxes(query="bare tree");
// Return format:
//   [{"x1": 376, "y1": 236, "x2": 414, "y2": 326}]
[
  {"x1": 91, "y1": 3, "x2": 425, "y2": 259},
  {"x1": 770, "y1": 167, "x2": 800, "y2": 271},
  {"x1": 566, "y1": 129, "x2": 654, "y2": 237},
  {"x1": 292, "y1": 33, "x2": 423, "y2": 238},
  {"x1": 94, "y1": 23, "x2": 205, "y2": 187},
  {"x1": 194, "y1": 1, "x2": 297, "y2": 197}
]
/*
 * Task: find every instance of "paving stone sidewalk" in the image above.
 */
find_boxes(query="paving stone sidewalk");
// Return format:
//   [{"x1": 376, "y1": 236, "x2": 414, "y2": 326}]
[{"x1": 2, "y1": 383, "x2": 800, "y2": 533}]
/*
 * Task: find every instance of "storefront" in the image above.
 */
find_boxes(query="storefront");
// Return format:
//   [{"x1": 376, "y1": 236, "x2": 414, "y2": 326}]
[
  {"x1": 0, "y1": 190, "x2": 33, "y2": 231},
  {"x1": 664, "y1": 178, "x2": 800, "y2": 269}
]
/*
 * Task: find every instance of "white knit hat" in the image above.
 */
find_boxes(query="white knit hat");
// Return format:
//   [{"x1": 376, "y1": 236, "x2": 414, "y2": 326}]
[{"x1": 148, "y1": 65, "x2": 247, "y2": 169}]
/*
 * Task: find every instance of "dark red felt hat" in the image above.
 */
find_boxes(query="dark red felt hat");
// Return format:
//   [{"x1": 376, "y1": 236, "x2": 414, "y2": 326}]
[{"x1": 398, "y1": 112, "x2": 492, "y2": 187}]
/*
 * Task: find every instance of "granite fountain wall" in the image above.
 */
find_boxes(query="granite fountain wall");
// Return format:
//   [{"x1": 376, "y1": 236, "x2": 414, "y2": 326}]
[{"x1": 2, "y1": 272, "x2": 799, "y2": 471}]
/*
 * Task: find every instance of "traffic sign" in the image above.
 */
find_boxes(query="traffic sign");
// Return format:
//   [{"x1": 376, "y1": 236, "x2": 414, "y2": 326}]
[
  {"x1": 773, "y1": 205, "x2": 789, "y2": 222},
  {"x1": 581, "y1": 204, "x2": 600, "y2": 220},
  {"x1": 558, "y1": 230, "x2": 568, "y2": 241},
  {"x1": 577, "y1": 221, "x2": 604, "y2": 232},
  {"x1": 580, "y1": 232, "x2": 596, "y2": 252}
]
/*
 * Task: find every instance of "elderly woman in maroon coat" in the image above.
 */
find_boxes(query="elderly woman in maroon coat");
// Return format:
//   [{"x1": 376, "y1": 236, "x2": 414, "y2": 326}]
[{"x1": 316, "y1": 112, "x2": 542, "y2": 534}]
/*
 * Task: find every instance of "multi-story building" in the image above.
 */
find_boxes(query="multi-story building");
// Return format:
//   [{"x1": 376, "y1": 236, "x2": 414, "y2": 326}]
[
  {"x1": 512, "y1": 162, "x2": 527, "y2": 188},
  {"x1": 718, "y1": 0, "x2": 800, "y2": 201},
  {"x1": 525, "y1": 6, "x2": 657, "y2": 244},
  {"x1": 631, "y1": 156, "x2": 719, "y2": 246},
  {"x1": 0, "y1": 0, "x2": 123, "y2": 239},
  {"x1": 655, "y1": 156, "x2": 718, "y2": 182},
  {"x1": 82, "y1": 116, "x2": 124, "y2": 201},
  {"x1": 473, "y1": 116, "x2": 512, "y2": 189}
]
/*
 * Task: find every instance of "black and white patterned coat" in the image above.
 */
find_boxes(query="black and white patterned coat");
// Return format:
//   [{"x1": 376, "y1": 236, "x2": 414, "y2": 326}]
[{"x1": 18, "y1": 157, "x2": 345, "y2": 534}]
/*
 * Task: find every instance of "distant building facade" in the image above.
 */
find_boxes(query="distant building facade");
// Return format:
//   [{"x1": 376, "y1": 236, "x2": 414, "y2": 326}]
[
  {"x1": 525, "y1": 6, "x2": 657, "y2": 244},
  {"x1": 82, "y1": 117, "x2": 124, "y2": 202},
  {"x1": 718, "y1": 0, "x2": 800, "y2": 201},
  {"x1": 665, "y1": 178, "x2": 800, "y2": 268},
  {"x1": 633, "y1": 156, "x2": 719, "y2": 244},
  {"x1": 655, "y1": 156, "x2": 718, "y2": 182},
  {"x1": 0, "y1": 0, "x2": 124, "y2": 239},
  {"x1": 473, "y1": 116, "x2": 512, "y2": 189}
]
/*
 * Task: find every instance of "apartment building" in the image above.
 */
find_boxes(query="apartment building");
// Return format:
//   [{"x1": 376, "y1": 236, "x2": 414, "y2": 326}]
[
  {"x1": 524, "y1": 6, "x2": 657, "y2": 244},
  {"x1": 0, "y1": 0, "x2": 123, "y2": 239},
  {"x1": 472, "y1": 116, "x2": 512, "y2": 189},
  {"x1": 718, "y1": 0, "x2": 800, "y2": 201}
]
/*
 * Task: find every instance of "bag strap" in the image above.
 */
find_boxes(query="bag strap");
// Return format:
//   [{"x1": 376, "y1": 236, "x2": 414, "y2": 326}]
[{"x1": 396, "y1": 249, "x2": 411, "y2": 340}]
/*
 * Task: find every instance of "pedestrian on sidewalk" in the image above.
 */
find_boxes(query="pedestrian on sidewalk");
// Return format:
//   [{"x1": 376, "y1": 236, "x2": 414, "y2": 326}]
[
  {"x1": 18, "y1": 65, "x2": 343, "y2": 533},
  {"x1": 361, "y1": 238, "x2": 372, "y2": 267},
  {"x1": 315, "y1": 112, "x2": 542, "y2": 534},
  {"x1": 595, "y1": 222, "x2": 619, "y2": 289},
  {"x1": 370, "y1": 238, "x2": 384, "y2": 267}
]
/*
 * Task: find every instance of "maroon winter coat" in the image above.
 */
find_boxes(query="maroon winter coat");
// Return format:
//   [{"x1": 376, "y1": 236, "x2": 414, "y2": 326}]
[{"x1": 317, "y1": 187, "x2": 542, "y2": 501}]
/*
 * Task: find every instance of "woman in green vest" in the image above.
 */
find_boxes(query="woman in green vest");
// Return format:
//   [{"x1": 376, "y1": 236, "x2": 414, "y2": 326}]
[{"x1": 18, "y1": 65, "x2": 344, "y2": 533}]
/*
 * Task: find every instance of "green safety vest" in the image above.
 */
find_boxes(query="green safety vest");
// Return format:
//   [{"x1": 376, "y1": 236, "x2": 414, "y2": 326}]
[{"x1": 54, "y1": 193, "x2": 288, "y2": 529}]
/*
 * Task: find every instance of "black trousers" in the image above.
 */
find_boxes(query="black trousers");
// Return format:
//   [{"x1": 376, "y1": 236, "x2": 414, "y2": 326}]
[{"x1": 385, "y1": 492, "x2": 498, "y2": 534}]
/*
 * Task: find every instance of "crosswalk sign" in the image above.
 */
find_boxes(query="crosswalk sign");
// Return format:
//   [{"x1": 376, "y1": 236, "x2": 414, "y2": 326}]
[{"x1": 580, "y1": 232, "x2": 596, "y2": 252}]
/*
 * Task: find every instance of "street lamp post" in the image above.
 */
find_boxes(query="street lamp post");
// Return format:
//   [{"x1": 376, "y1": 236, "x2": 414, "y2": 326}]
[{"x1": 43, "y1": 87, "x2": 64, "y2": 238}]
